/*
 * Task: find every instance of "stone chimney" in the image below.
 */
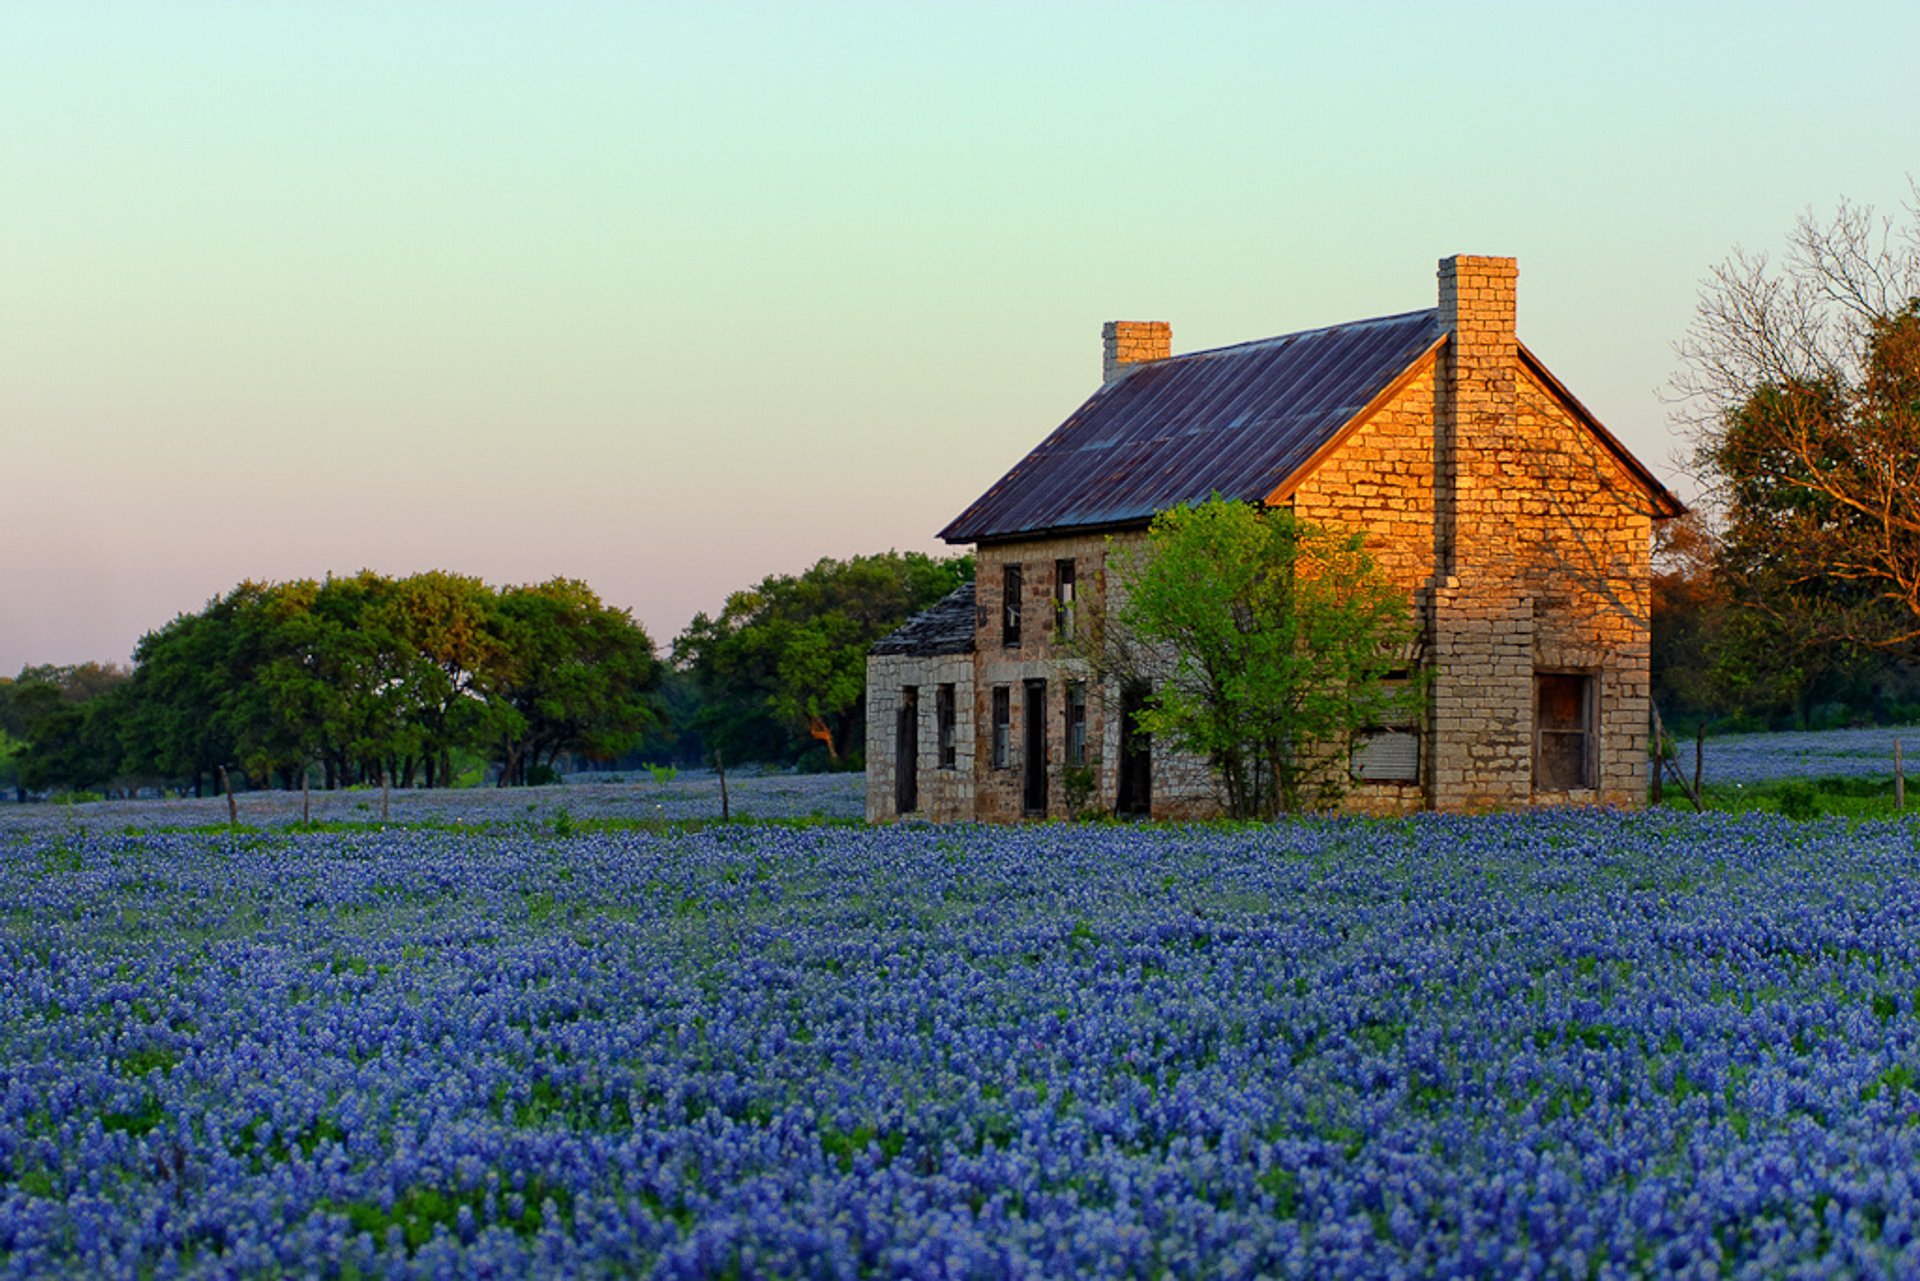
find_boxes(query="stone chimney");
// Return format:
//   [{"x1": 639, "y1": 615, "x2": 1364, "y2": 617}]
[
  {"x1": 1434, "y1": 254, "x2": 1518, "y2": 580},
  {"x1": 1102, "y1": 320, "x2": 1171, "y2": 383},
  {"x1": 1428, "y1": 254, "x2": 1531, "y2": 812}
]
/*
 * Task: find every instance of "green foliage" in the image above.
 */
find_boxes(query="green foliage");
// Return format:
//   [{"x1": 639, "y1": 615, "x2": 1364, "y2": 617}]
[
  {"x1": 19, "y1": 572, "x2": 660, "y2": 796},
  {"x1": 1098, "y1": 498, "x2": 1420, "y2": 818},
  {"x1": 674, "y1": 551, "x2": 973, "y2": 767},
  {"x1": 1775, "y1": 780, "x2": 1822, "y2": 821},
  {"x1": 4, "y1": 663, "x2": 131, "y2": 795},
  {"x1": 1062, "y1": 762, "x2": 1099, "y2": 818},
  {"x1": 648, "y1": 763, "x2": 678, "y2": 784}
]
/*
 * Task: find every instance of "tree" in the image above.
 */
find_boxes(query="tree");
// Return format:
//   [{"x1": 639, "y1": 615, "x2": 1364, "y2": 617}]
[
  {"x1": 674, "y1": 551, "x2": 974, "y2": 768},
  {"x1": 1673, "y1": 185, "x2": 1920, "y2": 654},
  {"x1": 5, "y1": 663, "x2": 132, "y2": 794},
  {"x1": 1094, "y1": 498, "x2": 1421, "y2": 818},
  {"x1": 489, "y1": 579, "x2": 662, "y2": 785}
]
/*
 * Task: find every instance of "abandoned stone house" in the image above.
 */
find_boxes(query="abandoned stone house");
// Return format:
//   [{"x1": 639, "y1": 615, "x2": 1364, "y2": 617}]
[{"x1": 866, "y1": 255, "x2": 1684, "y2": 822}]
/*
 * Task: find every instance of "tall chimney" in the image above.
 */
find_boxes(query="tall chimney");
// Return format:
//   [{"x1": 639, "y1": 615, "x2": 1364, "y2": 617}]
[
  {"x1": 1102, "y1": 320, "x2": 1171, "y2": 383},
  {"x1": 1434, "y1": 254, "x2": 1518, "y2": 579}
]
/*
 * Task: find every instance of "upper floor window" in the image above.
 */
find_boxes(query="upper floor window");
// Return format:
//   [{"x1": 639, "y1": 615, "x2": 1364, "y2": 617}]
[
  {"x1": 1054, "y1": 559, "x2": 1076, "y2": 642},
  {"x1": 1002, "y1": 564, "x2": 1023, "y2": 647}
]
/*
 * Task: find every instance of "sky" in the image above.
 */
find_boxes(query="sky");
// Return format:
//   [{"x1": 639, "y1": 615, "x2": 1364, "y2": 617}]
[{"x1": 3, "y1": 1, "x2": 1916, "y2": 675}]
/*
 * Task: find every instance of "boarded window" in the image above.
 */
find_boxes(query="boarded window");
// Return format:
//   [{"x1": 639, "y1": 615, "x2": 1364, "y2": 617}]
[
  {"x1": 1002, "y1": 564, "x2": 1023, "y2": 647},
  {"x1": 1535, "y1": 672, "x2": 1594, "y2": 791},
  {"x1": 1054, "y1": 559, "x2": 1076, "y2": 641},
  {"x1": 1065, "y1": 681, "x2": 1088, "y2": 767},
  {"x1": 1352, "y1": 728, "x2": 1420, "y2": 783},
  {"x1": 936, "y1": 684, "x2": 956, "y2": 770},
  {"x1": 991, "y1": 686, "x2": 1011, "y2": 769},
  {"x1": 1352, "y1": 675, "x2": 1419, "y2": 783}
]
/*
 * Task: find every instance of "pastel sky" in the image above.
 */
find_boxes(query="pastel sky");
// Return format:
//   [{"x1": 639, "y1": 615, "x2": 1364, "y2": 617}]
[{"x1": 4, "y1": 2, "x2": 1916, "y2": 675}]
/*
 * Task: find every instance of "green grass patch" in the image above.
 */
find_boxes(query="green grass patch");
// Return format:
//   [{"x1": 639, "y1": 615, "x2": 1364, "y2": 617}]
[{"x1": 1655, "y1": 774, "x2": 1917, "y2": 822}]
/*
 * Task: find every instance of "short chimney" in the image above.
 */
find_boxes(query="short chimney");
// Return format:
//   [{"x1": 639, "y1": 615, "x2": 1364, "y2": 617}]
[
  {"x1": 1436, "y1": 255, "x2": 1517, "y2": 362},
  {"x1": 1102, "y1": 320, "x2": 1171, "y2": 383}
]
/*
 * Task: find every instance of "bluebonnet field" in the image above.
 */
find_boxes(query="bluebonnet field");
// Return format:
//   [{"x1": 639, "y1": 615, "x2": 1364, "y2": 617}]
[
  {"x1": 6, "y1": 781, "x2": 1920, "y2": 1279},
  {"x1": 1687, "y1": 725, "x2": 1920, "y2": 787}
]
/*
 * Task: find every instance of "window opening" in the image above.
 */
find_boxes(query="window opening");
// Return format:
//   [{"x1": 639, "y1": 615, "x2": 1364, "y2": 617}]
[
  {"x1": 1002, "y1": 564, "x2": 1023, "y2": 647},
  {"x1": 936, "y1": 684, "x2": 956, "y2": 770},
  {"x1": 991, "y1": 686, "x2": 1011, "y2": 770},
  {"x1": 1535, "y1": 672, "x2": 1594, "y2": 791},
  {"x1": 1351, "y1": 672, "x2": 1420, "y2": 784},
  {"x1": 1065, "y1": 681, "x2": 1088, "y2": 767},
  {"x1": 1054, "y1": 559, "x2": 1077, "y2": 641}
]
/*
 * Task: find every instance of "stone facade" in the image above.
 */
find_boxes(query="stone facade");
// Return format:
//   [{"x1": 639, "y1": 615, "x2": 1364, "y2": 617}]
[
  {"x1": 865, "y1": 652, "x2": 976, "y2": 822},
  {"x1": 868, "y1": 255, "x2": 1676, "y2": 821}
]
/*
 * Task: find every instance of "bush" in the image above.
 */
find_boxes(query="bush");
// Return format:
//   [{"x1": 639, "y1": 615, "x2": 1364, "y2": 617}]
[{"x1": 1776, "y1": 780, "x2": 1821, "y2": 821}]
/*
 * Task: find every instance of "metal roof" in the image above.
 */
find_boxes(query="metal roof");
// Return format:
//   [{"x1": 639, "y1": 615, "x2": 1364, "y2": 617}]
[
  {"x1": 869, "y1": 582, "x2": 976, "y2": 657},
  {"x1": 941, "y1": 309, "x2": 1447, "y2": 544}
]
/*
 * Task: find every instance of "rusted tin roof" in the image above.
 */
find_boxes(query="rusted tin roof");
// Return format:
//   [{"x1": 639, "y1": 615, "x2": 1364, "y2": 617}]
[
  {"x1": 870, "y1": 582, "x2": 976, "y2": 657},
  {"x1": 942, "y1": 309, "x2": 1447, "y2": 544}
]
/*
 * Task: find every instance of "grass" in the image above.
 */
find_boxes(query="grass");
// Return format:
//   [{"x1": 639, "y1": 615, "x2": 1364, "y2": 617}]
[{"x1": 1653, "y1": 773, "x2": 1918, "y2": 821}]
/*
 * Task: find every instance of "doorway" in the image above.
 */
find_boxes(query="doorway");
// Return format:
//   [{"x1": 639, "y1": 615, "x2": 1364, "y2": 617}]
[
  {"x1": 895, "y1": 687, "x2": 919, "y2": 814},
  {"x1": 1116, "y1": 682, "x2": 1152, "y2": 817},
  {"x1": 1022, "y1": 679, "x2": 1048, "y2": 816}
]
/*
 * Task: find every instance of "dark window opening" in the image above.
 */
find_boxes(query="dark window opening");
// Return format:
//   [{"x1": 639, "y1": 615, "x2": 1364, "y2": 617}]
[
  {"x1": 1002, "y1": 564, "x2": 1023, "y2": 647},
  {"x1": 1023, "y1": 679, "x2": 1048, "y2": 815},
  {"x1": 1065, "y1": 681, "x2": 1088, "y2": 767},
  {"x1": 991, "y1": 686, "x2": 1011, "y2": 770},
  {"x1": 1053, "y1": 559, "x2": 1077, "y2": 642},
  {"x1": 1535, "y1": 672, "x2": 1594, "y2": 791},
  {"x1": 936, "y1": 684, "x2": 956, "y2": 770},
  {"x1": 895, "y1": 687, "x2": 919, "y2": 814}
]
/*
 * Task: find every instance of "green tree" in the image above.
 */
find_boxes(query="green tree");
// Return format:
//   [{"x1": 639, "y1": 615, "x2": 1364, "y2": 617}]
[
  {"x1": 1095, "y1": 498, "x2": 1420, "y2": 818},
  {"x1": 490, "y1": 578, "x2": 662, "y2": 784},
  {"x1": 380, "y1": 571, "x2": 514, "y2": 788},
  {"x1": 119, "y1": 602, "x2": 243, "y2": 795},
  {"x1": 6, "y1": 663, "x2": 132, "y2": 794},
  {"x1": 674, "y1": 551, "x2": 973, "y2": 767}
]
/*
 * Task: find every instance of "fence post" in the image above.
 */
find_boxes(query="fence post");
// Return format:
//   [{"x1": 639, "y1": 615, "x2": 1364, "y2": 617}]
[
  {"x1": 218, "y1": 766, "x2": 238, "y2": 826},
  {"x1": 1693, "y1": 722, "x2": 1706, "y2": 807},
  {"x1": 714, "y1": 750, "x2": 730, "y2": 823},
  {"x1": 1897, "y1": 738, "x2": 1906, "y2": 813}
]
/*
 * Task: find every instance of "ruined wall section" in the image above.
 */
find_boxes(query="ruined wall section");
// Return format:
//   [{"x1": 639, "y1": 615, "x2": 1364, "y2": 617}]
[{"x1": 865, "y1": 652, "x2": 977, "y2": 823}]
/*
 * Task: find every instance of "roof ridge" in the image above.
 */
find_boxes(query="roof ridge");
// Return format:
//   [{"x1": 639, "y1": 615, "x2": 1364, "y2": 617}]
[{"x1": 1159, "y1": 307, "x2": 1439, "y2": 365}]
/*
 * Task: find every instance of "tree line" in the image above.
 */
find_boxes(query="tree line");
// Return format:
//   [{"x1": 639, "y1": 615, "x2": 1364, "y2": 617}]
[{"x1": 0, "y1": 552, "x2": 972, "y2": 799}]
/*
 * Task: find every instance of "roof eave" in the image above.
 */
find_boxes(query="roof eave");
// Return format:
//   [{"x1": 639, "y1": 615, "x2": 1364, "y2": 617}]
[{"x1": 1515, "y1": 342, "x2": 1687, "y2": 520}]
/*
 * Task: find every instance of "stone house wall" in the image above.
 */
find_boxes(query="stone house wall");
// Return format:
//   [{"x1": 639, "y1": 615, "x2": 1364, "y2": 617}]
[{"x1": 865, "y1": 652, "x2": 976, "y2": 823}]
